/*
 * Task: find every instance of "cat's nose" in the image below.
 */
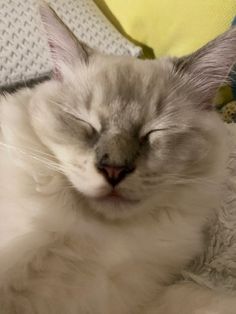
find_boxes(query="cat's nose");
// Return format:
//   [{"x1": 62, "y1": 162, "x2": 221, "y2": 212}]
[{"x1": 97, "y1": 164, "x2": 135, "y2": 187}]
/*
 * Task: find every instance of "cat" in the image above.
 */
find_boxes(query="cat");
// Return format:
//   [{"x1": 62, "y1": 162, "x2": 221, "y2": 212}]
[{"x1": 0, "y1": 3, "x2": 236, "y2": 314}]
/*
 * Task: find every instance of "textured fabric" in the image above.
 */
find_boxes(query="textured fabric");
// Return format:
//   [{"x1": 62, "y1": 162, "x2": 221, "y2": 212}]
[
  {"x1": 231, "y1": 17, "x2": 236, "y2": 99},
  {"x1": 96, "y1": 0, "x2": 236, "y2": 57},
  {"x1": 183, "y1": 124, "x2": 236, "y2": 293},
  {"x1": 0, "y1": 0, "x2": 142, "y2": 88}
]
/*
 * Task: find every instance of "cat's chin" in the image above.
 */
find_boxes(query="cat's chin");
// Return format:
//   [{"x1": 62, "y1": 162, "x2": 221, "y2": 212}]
[
  {"x1": 85, "y1": 191, "x2": 143, "y2": 220},
  {"x1": 96, "y1": 190, "x2": 140, "y2": 204}
]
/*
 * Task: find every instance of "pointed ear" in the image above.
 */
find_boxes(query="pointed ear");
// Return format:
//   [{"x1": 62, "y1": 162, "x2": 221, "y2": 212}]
[
  {"x1": 39, "y1": 2, "x2": 94, "y2": 79},
  {"x1": 174, "y1": 27, "x2": 236, "y2": 107}
]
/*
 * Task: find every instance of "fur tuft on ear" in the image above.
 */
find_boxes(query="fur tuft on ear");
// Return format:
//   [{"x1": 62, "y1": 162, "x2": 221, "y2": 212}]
[
  {"x1": 39, "y1": 2, "x2": 93, "y2": 79},
  {"x1": 174, "y1": 26, "x2": 236, "y2": 107}
]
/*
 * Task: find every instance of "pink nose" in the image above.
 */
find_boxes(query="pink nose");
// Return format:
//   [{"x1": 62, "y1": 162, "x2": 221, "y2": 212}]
[
  {"x1": 103, "y1": 166, "x2": 124, "y2": 179},
  {"x1": 97, "y1": 164, "x2": 135, "y2": 187}
]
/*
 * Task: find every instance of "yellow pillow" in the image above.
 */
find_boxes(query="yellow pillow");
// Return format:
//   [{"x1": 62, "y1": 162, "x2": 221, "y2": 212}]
[{"x1": 95, "y1": 0, "x2": 236, "y2": 58}]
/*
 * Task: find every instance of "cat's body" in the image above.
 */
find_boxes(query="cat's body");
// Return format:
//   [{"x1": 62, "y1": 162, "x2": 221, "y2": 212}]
[
  {"x1": 0, "y1": 86, "x2": 215, "y2": 314},
  {"x1": 1, "y1": 4, "x2": 236, "y2": 314}
]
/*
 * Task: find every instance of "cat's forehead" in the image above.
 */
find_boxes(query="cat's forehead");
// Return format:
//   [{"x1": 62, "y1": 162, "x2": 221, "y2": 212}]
[
  {"x1": 90, "y1": 56, "x2": 173, "y2": 97},
  {"x1": 58, "y1": 56, "x2": 177, "y2": 131},
  {"x1": 82, "y1": 56, "x2": 174, "y2": 119}
]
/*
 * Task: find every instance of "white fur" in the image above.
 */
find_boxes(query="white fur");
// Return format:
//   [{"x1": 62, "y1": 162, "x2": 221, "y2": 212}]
[
  {"x1": 1, "y1": 3, "x2": 236, "y2": 312},
  {"x1": 0, "y1": 87, "x2": 234, "y2": 314}
]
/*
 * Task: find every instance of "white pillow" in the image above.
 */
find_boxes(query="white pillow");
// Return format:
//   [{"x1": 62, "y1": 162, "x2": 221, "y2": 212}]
[{"x1": 0, "y1": 0, "x2": 142, "y2": 89}]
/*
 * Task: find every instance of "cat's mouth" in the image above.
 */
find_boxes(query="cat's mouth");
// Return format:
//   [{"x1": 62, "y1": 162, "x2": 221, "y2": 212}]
[{"x1": 97, "y1": 190, "x2": 140, "y2": 204}]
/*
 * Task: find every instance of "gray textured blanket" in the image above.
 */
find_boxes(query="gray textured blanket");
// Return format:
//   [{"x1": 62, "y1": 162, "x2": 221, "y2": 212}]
[{"x1": 184, "y1": 125, "x2": 236, "y2": 294}]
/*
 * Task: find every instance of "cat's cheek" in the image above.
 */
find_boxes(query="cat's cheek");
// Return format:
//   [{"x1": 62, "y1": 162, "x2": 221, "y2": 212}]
[{"x1": 66, "y1": 167, "x2": 110, "y2": 198}]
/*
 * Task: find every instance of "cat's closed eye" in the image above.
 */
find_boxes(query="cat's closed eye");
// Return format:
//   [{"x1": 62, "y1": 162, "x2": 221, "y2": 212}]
[
  {"x1": 70, "y1": 115, "x2": 97, "y2": 134},
  {"x1": 61, "y1": 112, "x2": 98, "y2": 140},
  {"x1": 140, "y1": 128, "x2": 169, "y2": 144}
]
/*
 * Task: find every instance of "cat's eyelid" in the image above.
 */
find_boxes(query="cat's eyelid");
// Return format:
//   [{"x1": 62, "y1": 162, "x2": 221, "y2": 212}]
[
  {"x1": 67, "y1": 113, "x2": 98, "y2": 133},
  {"x1": 140, "y1": 124, "x2": 169, "y2": 138},
  {"x1": 139, "y1": 127, "x2": 168, "y2": 144},
  {"x1": 147, "y1": 128, "x2": 169, "y2": 134},
  {"x1": 144, "y1": 128, "x2": 169, "y2": 138}
]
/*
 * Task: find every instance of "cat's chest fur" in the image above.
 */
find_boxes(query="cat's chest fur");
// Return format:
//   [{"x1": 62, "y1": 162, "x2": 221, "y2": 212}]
[
  {"x1": 0, "y1": 188, "x2": 204, "y2": 314},
  {"x1": 5, "y1": 202, "x2": 203, "y2": 314}
]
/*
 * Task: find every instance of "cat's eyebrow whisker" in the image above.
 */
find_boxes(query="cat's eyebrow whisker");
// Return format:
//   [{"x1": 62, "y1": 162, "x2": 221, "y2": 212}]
[
  {"x1": 48, "y1": 98, "x2": 67, "y2": 109},
  {"x1": 47, "y1": 99, "x2": 78, "y2": 116},
  {"x1": 47, "y1": 99, "x2": 88, "y2": 121}
]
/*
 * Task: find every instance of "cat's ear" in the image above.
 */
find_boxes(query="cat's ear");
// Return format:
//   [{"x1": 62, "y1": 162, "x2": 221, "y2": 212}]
[
  {"x1": 39, "y1": 2, "x2": 94, "y2": 79},
  {"x1": 173, "y1": 27, "x2": 236, "y2": 108}
]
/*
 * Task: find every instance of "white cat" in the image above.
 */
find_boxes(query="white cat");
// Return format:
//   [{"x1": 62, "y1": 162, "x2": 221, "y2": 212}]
[{"x1": 0, "y1": 4, "x2": 236, "y2": 314}]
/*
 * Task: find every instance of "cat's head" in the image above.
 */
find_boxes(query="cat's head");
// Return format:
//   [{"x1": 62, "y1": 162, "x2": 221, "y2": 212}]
[{"x1": 30, "y1": 4, "x2": 236, "y2": 219}]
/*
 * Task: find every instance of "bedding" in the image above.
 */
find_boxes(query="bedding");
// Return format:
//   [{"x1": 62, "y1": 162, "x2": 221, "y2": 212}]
[{"x1": 0, "y1": 0, "x2": 141, "y2": 90}]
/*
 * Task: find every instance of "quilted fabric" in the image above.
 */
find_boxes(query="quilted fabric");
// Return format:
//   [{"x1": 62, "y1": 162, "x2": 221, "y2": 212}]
[
  {"x1": 0, "y1": 0, "x2": 142, "y2": 88},
  {"x1": 183, "y1": 124, "x2": 236, "y2": 294}
]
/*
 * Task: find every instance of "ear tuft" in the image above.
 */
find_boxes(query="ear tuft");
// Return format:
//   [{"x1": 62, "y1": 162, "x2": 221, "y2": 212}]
[
  {"x1": 174, "y1": 27, "x2": 236, "y2": 107},
  {"x1": 39, "y1": 2, "x2": 93, "y2": 78}
]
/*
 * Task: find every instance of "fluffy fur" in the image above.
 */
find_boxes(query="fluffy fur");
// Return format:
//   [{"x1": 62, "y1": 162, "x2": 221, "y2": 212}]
[{"x1": 0, "y1": 4, "x2": 236, "y2": 313}]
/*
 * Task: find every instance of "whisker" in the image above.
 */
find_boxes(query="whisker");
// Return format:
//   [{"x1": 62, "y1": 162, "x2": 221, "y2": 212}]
[
  {"x1": 0, "y1": 142, "x2": 69, "y2": 175},
  {"x1": 140, "y1": 173, "x2": 219, "y2": 187},
  {"x1": 47, "y1": 99, "x2": 79, "y2": 117},
  {"x1": 0, "y1": 142, "x2": 92, "y2": 183}
]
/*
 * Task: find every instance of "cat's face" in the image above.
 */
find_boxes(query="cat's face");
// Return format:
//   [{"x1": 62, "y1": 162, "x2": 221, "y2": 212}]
[{"x1": 30, "y1": 4, "x2": 235, "y2": 219}]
